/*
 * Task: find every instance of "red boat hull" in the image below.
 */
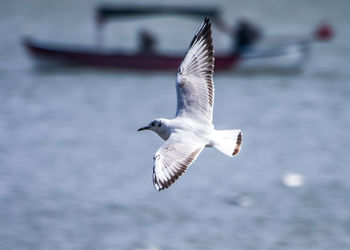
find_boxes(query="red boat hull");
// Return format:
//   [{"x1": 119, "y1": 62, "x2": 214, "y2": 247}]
[{"x1": 23, "y1": 37, "x2": 240, "y2": 71}]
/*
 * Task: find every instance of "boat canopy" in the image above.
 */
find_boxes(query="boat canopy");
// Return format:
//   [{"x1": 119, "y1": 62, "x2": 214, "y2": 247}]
[
  {"x1": 93, "y1": 5, "x2": 230, "y2": 46},
  {"x1": 96, "y1": 5, "x2": 220, "y2": 24}
]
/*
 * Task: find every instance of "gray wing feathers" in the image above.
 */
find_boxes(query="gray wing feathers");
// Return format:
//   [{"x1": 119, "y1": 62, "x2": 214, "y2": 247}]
[
  {"x1": 153, "y1": 134, "x2": 205, "y2": 191},
  {"x1": 176, "y1": 18, "x2": 215, "y2": 123}
]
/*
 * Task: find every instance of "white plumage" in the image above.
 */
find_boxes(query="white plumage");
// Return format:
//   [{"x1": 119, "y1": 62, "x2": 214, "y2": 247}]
[{"x1": 138, "y1": 18, "x2": 242, "y2": 191}]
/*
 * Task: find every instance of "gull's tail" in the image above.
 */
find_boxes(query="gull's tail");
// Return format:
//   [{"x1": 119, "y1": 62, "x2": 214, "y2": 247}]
[{"x1": 213, "y1": 130, "x2": 242, "y2": 157}]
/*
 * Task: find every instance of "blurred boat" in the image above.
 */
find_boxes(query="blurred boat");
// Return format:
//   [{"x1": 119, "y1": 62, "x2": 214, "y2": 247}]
[
  {"x1": 236, "y1": 22, "x2": 333, "y2": 72},
  {"x1": 237, "y1": 39, "x2": 310, "y2": 72},
  {"x1": 23, "y1": 5, "x2": 333, "y2": 72},
  {"x1": 23, "y1": 37, "x2": 239, "y2": 71}
]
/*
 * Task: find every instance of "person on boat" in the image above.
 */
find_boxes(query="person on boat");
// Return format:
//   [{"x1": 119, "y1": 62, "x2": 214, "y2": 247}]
[
  {"x1": 139, "y1": 29, "x2": 157, "y2": 54},
  {"x1": 233, "y1": 19, "x2": 261, "y2": 54}
]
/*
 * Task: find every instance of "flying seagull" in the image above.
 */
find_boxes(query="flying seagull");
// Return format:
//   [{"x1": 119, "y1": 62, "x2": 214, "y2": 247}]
[{"x1": 138, "y1": 18, "x2": 242, "y2": 191}]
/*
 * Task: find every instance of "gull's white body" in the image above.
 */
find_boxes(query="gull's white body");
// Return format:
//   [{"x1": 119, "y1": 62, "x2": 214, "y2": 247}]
[
  {"x1": 150, "y1": 117, "x2": 213, "y2": 143},
  {"x1": 138, "y1": 18, "x2": 242, "y2": 191}
]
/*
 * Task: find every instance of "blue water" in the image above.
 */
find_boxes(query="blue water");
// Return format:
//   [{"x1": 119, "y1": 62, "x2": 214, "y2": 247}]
[{"x1": 1, "y1": 0, "x2": 350, "y2": 249}]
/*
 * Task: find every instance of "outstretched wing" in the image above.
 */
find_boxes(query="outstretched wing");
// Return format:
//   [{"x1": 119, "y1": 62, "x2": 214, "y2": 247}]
[
  {"x1": 176, "y1": 18, "x2": 215, "y2": 123},
  {"x1": 152, "y1": 131, "x2": 205, "y2": 191}
]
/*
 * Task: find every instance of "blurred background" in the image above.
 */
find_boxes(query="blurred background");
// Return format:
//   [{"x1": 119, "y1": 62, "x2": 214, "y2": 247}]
[{"x1": 1, "y1": 0, "x2": 350, "y2": 249}]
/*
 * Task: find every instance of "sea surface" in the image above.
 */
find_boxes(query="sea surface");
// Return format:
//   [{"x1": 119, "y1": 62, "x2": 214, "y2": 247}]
[{"x1": 1, "y1": 0, "x2": 350, "y2": 249}]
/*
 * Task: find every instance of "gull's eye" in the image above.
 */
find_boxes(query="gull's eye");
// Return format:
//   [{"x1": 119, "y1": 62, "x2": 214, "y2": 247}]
[{"x1": 151, "y1": 122, "x2": 155, "y2": 126}]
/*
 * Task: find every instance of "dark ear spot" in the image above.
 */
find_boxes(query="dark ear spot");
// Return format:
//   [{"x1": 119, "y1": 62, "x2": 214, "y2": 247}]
[{"x1": 158, "y1": 121, "x2": 162, "y2": 127}]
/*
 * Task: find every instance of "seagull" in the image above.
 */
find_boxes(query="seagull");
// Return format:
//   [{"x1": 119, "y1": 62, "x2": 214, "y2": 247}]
[{"x1": 138, "y1": 18, "x2": 242, "y2": 191}]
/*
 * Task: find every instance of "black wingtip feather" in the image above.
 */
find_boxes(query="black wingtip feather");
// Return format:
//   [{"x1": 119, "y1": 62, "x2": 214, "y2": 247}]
[{"x1": 187, "y1": 17, "x2": 212, "y2": 52}]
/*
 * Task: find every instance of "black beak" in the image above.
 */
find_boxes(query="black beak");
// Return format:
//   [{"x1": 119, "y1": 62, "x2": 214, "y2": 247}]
[{"x1": 137, "y1": 126, "x2": 150, "y2": 131}]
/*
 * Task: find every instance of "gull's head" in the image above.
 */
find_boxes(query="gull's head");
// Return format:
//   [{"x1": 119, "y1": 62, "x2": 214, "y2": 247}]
[{"x1": 137, "y1": 118, "x2": 170, "y2": 140}]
